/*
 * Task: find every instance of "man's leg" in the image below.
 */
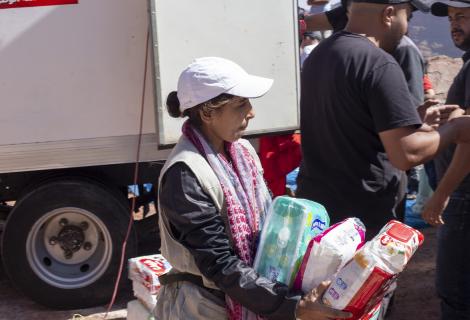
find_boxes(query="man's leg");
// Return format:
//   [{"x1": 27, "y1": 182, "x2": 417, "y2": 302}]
[{"x1": 436, "y1": 198, "x2": 470, "y2": 320}]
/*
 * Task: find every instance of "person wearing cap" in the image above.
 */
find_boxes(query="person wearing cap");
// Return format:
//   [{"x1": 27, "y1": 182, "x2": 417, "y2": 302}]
[
  {"x1": 154, "y1": 57, "x2": 351, "y2": 320},
  {"x1": 421, "y1": 2, "x2": 470, "y2": 318},
  {"x1": 297, "y1": 0, "x2": 470, "y2": 241},
  {"x1": 301, "y1": 31, "x2": 323, "y2": 67}
]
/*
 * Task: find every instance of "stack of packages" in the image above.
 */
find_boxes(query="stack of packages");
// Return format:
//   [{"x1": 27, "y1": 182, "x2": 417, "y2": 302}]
[
  {"x1": 255, "y1": 196, "x2": 424, "y2": 319},
  {"x1": 127, "y1": 254, "x2": 172, "y2": 320}
]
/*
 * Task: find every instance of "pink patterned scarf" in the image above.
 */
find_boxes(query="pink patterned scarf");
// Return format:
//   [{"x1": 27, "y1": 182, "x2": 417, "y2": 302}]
[{"x1": 183, "y1": 121, "x2": 271, "y2": 320}]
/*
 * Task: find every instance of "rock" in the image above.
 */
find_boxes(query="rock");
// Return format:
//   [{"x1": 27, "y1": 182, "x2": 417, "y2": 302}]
[{"x1": 427, "y1": 55, "x2": 463, "y2": 102}]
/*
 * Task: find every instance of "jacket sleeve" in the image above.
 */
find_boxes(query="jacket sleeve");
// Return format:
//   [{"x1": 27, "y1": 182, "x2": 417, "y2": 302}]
[{"x1": 159, "y1": 162, "x2": 300, "y2": 320}]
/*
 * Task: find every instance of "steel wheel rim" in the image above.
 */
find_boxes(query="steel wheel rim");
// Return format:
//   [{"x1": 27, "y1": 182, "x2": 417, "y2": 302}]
[{"x1": 26, "y1": 207, "x2": 113, "y2": 289}]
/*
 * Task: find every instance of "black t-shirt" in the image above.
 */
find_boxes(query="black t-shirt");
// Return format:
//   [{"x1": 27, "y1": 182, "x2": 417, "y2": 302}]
[
  {"x1": 297, "y1": 31, "x2": 422, "y2": 228},
  {"x1": 326, "y1": 8, "x2": 425, "y2": 107},
  {"x1": 434, "y1": 52, "x2": 470, "y2": 195}
]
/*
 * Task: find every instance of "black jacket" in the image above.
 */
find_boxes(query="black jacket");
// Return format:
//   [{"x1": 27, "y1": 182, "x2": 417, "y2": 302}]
[{"x1": 159, "y1": 162, "x2": 300, "y2": 320}]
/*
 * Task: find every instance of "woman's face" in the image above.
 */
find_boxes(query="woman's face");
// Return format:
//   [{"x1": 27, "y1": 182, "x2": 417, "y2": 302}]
[{"x1": 207, "y1": 97, "x2": 255, "y2": 143}]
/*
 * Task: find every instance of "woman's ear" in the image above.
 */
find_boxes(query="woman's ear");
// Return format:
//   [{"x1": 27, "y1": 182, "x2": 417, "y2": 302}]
[
  {"x1": 382, "y1": 5, "x2": 395, "y2": 27},
  {"x1": 199, "y1": 107, "x2": 213, "y2": 124}
]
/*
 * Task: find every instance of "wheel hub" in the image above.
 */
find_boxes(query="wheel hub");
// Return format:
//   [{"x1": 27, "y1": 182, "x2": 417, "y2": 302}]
[{"x1": 57, "y1": 225, "x2": 85, "y2": 259}]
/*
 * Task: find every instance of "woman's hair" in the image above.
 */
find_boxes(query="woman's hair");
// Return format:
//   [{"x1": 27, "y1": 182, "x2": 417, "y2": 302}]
[{"x1": 166, "y1": 92, "x2": 237, "y2": 127}]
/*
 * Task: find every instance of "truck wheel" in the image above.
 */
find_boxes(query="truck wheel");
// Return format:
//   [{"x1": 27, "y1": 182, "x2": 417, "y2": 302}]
[{"x1": 1, "y1": 179, "x2": 137, "y2": 309}]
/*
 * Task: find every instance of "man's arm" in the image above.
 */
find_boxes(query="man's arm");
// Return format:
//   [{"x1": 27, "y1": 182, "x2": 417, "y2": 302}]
[
  {"x1": 308, "y1": 0, "x2": 330, "y2": 4},
  {"x1": 304, "y1": 13, "x2": 332, "y2": 31},
  {"x1": 421, "y1": 107, "x2": 470, "y2": 225},
  {"x1": 421, "y1": 143, "x2": 470, "y2": 225},
  {"x1": 378, "y1": 118, "x2": 468, "y2": 171}
]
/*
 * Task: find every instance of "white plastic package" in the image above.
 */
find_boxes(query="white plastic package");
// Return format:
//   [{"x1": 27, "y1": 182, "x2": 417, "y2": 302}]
[
  {"x1": 322, "y1": 220, "x2": 424, "y2": 319},
  {"x1": 293, "y1": 218, "x2": 366, "y2": 293},
  {"x1": 128, "y1": 254, "x2": 172, "y2": 295}
]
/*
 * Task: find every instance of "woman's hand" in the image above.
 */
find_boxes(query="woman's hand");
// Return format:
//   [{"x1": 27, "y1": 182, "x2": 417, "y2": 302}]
[
  {"x1": 421, "y1": 193, "x2": 449, "y2": 226},
  {"x1": 296, "y1": 281, "x2": 352, "y2": 320}
]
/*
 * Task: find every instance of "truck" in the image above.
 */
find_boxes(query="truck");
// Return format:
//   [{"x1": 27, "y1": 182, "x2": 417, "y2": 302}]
[{"x1": 0, "y1": 0, "x2": 300, "y2": 309}]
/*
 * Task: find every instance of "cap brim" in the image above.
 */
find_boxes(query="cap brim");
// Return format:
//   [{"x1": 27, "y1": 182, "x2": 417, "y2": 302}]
[
  {"x1": 411, "y1": 0, "x2": 430, "y2": 12},
  {"x1": 226, "y1": 75, "x2": 273, "y2": 99},
  {"x1": 431, "y1": 0, "x2": 470, "y2": 16}
]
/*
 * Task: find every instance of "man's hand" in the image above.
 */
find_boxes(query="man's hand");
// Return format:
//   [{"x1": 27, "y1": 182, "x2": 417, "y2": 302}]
[
  {"x1": 448, "y1": 107, "x2": 466, "y2": 121},
  {"x1": 417, "y1": 99, "x2": 439, "y2": 121},
  {"x1": 422, "y1": 194, "x2": 449, "y2": 226},
  {"x1": 434, "y1": 104, "x2": 461, "y2": 125},
  {"x1": 296, "y1": 281, "x2": 352, "y2": 320},
  {"x1": 418, "y1": 100, "x2": 460, "y2": 128}
]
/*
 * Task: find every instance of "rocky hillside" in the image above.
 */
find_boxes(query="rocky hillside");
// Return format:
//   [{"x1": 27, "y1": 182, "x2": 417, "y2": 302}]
[{"x1": 427, "y1": 55, "x2": 463, "y2": 102}]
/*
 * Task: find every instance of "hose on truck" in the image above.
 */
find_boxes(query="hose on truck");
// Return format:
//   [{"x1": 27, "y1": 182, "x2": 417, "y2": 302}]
[{"x1": 104, "y1": 26, "x2": 151, "y2": 318}]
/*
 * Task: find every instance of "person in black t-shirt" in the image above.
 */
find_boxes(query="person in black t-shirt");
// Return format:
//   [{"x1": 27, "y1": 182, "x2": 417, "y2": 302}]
[
  {"x1": 305, "y1": 0, "x2": 445, "y2": 213},
  {"x1": 296, "y1": 0, "x2": 470, "y2": 233}
]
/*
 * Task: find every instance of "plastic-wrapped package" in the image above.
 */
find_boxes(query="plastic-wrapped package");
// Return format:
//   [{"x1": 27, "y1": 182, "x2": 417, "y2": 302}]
[
  {"x1": 132, "y1": 280, "x2": 158, "y2": 311},
  {"x1": 128, "y1": 254, "x2": 172, "y2": 295},
  {"x1": 253, "y1": 196, "x2": 330, "y2": 287},
  {"x1": 323, "y1": 220, "x2": 424, "y2": 319},
  {"x1": 359, "y1": 302, "x2": 381, "y2": 320},
  {"x1": 293, "y1": 218, "x2": 366, "y2": 293}
]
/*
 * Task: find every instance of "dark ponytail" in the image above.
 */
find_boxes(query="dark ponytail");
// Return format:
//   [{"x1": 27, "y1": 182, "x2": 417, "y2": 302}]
[
  {"x1": 166, "y1": 91, "x2": 182, "y2": 118},
  {"x1": 166, "y1": 92, "x2": 236, "y2": 128}
]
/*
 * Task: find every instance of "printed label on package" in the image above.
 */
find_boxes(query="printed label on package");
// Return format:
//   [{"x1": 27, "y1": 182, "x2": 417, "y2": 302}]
[{"x1": 0, "y1": 0, "x2": 78, "y2": 9}]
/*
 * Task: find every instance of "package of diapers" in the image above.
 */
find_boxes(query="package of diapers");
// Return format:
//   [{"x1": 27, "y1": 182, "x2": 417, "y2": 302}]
[
  {"x1": 128, "y1": 254, "x2": 172, "y2": 295},
  {"x1": 253, "y1": 196, "x2": 330, "y2": 287},
  {"x1": 293, "y1": 217, "x2": 366, "y2": 293},
  {"x1": 359, "y1": 302, "x2": 381, "y2": 320},
  {"x1": 322, "y1": 220, "x2": 424, "y2": 319}
]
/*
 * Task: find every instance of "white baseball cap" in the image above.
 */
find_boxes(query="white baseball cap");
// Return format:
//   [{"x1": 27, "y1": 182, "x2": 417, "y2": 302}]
[{"x1": 177, "y1": 57, "x2": 274, "y2": 114}]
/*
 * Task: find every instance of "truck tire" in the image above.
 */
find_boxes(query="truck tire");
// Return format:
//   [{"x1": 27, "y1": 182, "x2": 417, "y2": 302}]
[{"x1": 1, "y1": 179, "x2": 137, "y2": 309}]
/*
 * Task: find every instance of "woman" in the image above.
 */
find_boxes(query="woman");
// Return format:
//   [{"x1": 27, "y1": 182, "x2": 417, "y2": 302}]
[{"x1": 155, "y1": 57, "x2": 350, "y2": 320}]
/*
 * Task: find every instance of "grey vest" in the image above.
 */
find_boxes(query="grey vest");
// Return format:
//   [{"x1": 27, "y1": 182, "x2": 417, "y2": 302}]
[{"x1": 157, "y1": 135, "x2": 262, "y2": 289}]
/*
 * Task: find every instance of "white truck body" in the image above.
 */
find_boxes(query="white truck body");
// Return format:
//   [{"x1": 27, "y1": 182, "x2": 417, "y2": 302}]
[{"x1": 0, "y1": 0, "x2": 300, "y2": 174}]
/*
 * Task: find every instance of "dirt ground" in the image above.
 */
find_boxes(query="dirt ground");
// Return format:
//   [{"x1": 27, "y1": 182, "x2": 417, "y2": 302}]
[
  {"x1": 0, "y1": 259, "x2": 129, "y2": 320},
  {"x1": 0, "y1": 224, "x2": 439, "y2": 320},
  {"x1": 387, "y1": 226, "x2": 440, "y2": 320}
]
